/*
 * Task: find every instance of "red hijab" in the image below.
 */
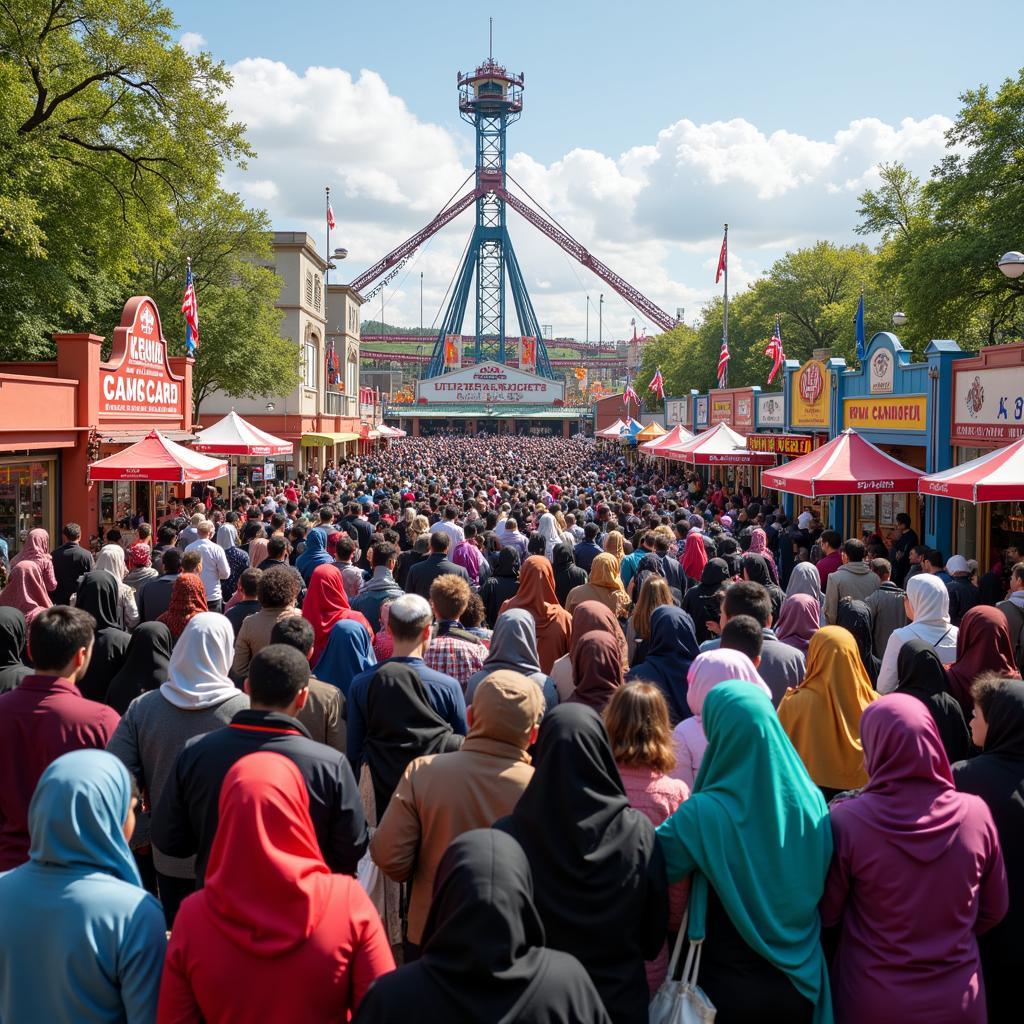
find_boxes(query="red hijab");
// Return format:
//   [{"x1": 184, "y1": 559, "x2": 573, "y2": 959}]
[
  {"x1": 0, "y1": 561, "x2": 52, "y2": 626},
  {"x1": 158, "y1": 574, "x2": 209, "y2": 640},
  {"x1": 681, "y1": 532, "x2": 709, "y2": 581},
  {"x1": 302, "y1": 564, "x2": 373, "y2": 664},
  {"x1": 945, "y1": 605, "x2": 1021, "y2": 711},
  {"x1": 205, "y1": 752, "x2": 332, "y2": 954}
]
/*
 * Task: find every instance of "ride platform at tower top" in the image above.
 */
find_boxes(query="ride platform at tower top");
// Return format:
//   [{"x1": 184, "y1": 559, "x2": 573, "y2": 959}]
[{"x1": 348, "y1": 52, "x2": 678, "y2": 395}]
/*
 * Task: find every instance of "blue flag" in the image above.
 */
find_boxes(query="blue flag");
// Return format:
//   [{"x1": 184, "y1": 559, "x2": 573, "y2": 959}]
[{"x1": 854, "y1": 292, "x2": 865, "y2": 362}]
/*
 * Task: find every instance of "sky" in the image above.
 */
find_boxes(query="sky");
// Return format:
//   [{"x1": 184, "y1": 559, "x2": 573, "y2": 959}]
[{"x1": 167, "y1": 0, "x2": 1023, "y2": 342}]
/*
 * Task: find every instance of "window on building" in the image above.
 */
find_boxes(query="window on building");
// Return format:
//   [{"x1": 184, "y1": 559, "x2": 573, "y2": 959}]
[
  {"x1": 305, "y1": 270, "x2": 314, "y2": 308},
  {"x1": 313, "y1": 274, "x2": 322, "y2": 312},
  {"x1": 303, "y1": 340, "x2": 317, "y2": 389}
]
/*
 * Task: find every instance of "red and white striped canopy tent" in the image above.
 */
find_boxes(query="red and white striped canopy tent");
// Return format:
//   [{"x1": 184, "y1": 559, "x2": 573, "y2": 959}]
[
  {"x1": 666, "y1": 421, "x2": 776, "y2": 466},
  {"x1": 641, "y1": 423, "x2": 695, "y2": 453},
  {"x1": 88, "y1": 430, "x2": 228, "y2": 483},
  {"x1": 191, "y1": 409, "x2": 293, "y2": 456},
  {"x1": 919, "y1": 434, "x2": 1024, "y2": 503},
  {"x1": 596, "y1": 418, "x2": 626, "y2": 438},
  {"x1": 762, "y1": 428, "x2": 923, "y2": 498}
]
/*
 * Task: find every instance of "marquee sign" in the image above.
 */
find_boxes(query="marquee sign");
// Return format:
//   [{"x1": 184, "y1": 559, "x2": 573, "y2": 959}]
[
  {"x1": 99, "y1": 296, "x2": 185, "y2": 419},
  {"x1": 416, "y1": 360, "x2": 565, "y2": 405},
  {"x1": 746, "y1": 433, "x2": 813, "y2": 456}
]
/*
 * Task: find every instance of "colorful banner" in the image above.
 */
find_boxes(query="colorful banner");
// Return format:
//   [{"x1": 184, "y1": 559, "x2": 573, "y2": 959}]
[
  {"x1": 842, "y1": 395, "x2": 927, "y2": 431},
  {"x1": 443, "y1": 334, "x2": 461, "y2": 368},
  {"x1": 520, "y1": 336, "x2": 537, "y2": 373},
  {"x1": 746, "y1": 433, "x2": 813, "y2": 456},
  {"x1": 790, "y1": 360, "x2": 831, "y2": 429}
]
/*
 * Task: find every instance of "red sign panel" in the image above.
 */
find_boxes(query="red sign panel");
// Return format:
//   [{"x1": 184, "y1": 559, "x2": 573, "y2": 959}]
[
  {"x1": 99, "y1": 297, "x2": 184, "y2": 420},
  {"x1": 746, "y1": 433, "x2": 813, "y2": 456},
  {"x1": 710, "y1": 396, "x2": 733, "y2": 425}
]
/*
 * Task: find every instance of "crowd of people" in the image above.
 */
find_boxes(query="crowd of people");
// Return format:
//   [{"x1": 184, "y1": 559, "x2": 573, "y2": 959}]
[{"x1": 0, "y1": 431, "x2": 1020, "y2": 1023}]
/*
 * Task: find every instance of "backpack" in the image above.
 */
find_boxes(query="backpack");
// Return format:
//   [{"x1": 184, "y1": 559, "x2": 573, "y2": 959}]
[{"x1": 997, "y1": 599, "x2": 1024, "y2": 676}]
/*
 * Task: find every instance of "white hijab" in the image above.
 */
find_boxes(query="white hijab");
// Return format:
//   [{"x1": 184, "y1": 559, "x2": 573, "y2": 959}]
[
  {"x1": 160, "y1": 612, "x2": 241, "y2": 710},
  {"x1": 94, "y1": 544, "x2": 126, "y2": 581},
  {"x1": 904, "y1": 573, "x2": 954, "y2": 643},
  {"x1": 538, "y1": 512, "x2": 566, "y2": 559}
]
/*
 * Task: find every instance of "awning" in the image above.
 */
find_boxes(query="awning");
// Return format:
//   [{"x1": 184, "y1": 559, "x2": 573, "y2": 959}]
[
  {"x1": 617, "y1": 418, "x2": 644, "y2": 441},
  {"x1": 919, "y1": 434, "x2": 1024, "y2": 503},
  {"x1": 762, "y1": 428, "x2": 923, "y2": 498},
  {"x1": 88, "y1": 430, "x2": 228, "y2": 483},
  {"x1": 192, "y1": 409, "x2": 293, "y2": 456},
  {"x1": 596, "y1": 418, "x2": 626, "y2": 438},
  {"x1": 98, "y1": 429, "x2": 195, "y2": 444},
  {"x1": 641, "y1": 423, "x2": 694, "y2": 453},
  {"x1": 300, "y1": 431, "x2": 361, "y2": 446},
  {"x1": 666, "y1": 421, "x2": 776, "y2": 466},
  {"x1": 377, "y1": 424, "x2": 406, "y2": 437},
  {"x1": 635, "y1": 422, "x2": 667, "y2": 441}
]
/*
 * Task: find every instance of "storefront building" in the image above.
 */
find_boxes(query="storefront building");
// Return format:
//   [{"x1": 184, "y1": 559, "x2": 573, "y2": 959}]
[{"x1": 0, "y1": 296, "x2": 194, "y2": 553}]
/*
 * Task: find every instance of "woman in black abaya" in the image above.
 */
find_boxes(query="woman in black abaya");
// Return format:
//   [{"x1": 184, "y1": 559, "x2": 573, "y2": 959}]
[
  {"x1": 894, "y1": 639, "x2": 970, "y2": 765},
  {"x1": 73, "y1": 570, "x2": 131, "y2": 703}
]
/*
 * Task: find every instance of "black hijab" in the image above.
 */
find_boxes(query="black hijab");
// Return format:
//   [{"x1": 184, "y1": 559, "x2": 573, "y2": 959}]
[
  {"x1": 352, "y1": 830, "x2": 611, "y2": 1024},
  {"x1": 495, "y1": 703, "x2": 667, "y2": 1024},
  {"x1": 73, "y1": 570, "x2": 131, "y2": 702},
  {"x1": 895, "y1": 639, "x2": 971, "y2": 765},
  {"x1": 75, "y1": 569, "x2": 122, "y2": 631},
  {"x1": 682, "y1": 557, "x2": 729, "y2": 644},
  {"x1": 836, "y1": 598, "x2": 881, "y2": 687},
  {"x1": 0, "y1": 608, "x2": 32, "y2": 693},
  {"x1": 364, "y1": 661, "x2": 463, "y2": 818},
  {"x1": 631, "y1": 552, "x2": 666, "y2": 602},
  {"x1": 552, "y1": 543, "x2": 586, "y2": 607},
  {"x1": 742, "y1": 553, "x2": 784, "y2": 623},
  {"x1": 104, "y1": 621, "x2": 173, "y2": 714},
  {"x1": 625, "y1": 604, "x2": 700, "y2": 725},
  {"x1": 482, "y1": 548, "x2": 521, "y2": 626}
]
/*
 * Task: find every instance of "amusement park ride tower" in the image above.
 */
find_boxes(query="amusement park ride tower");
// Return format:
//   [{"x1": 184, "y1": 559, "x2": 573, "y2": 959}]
[{"x1": 348, "y1": 53, "x2": 677, "y2": 382}]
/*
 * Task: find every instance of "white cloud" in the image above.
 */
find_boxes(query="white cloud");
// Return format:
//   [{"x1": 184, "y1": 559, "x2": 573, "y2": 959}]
[
  {"x1": 222, "y1": 56, "x2": 953, "y2": 339},
  {"x1": 179, "y1": 32, "x2": 206, "y2": 55}
]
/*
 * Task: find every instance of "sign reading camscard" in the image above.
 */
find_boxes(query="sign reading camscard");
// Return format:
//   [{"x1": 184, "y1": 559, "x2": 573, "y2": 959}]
[{"x1": 416, "y1": 361, "x2": 565, "y2": 405}]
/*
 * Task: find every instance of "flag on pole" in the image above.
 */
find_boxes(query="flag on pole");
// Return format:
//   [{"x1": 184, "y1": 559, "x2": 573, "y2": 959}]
[
  {"x1": 624, "y1": 380, "x2": 640, "y2": 410},
  {"x1": 764, "y1": 315, "x2": 785, "y2": 384},
  {"x1": 648, "y1": 366, "x2": 665, "y2": 400},
  {"x1": 854, "y1": 289, "x2": 866, "y2": 362},
  {"x1": 715, "y1": 229, "x2": 728, "y2": 284},
  {"x1": 181, "y1": 261, "x2": 199, "y2": 356},
  {"x1": 327, "y1": 201, "x2": 336, "y2": 231},
  {"x1": 716, "y1": 337, "x2": 730, "y2": 388}
]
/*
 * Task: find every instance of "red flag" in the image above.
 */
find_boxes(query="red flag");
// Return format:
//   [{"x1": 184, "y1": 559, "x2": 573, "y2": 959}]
[
  {"x1": 648, "y1": 367, "x2": 665, "y2": 400},
  {"x1": 764, "y1": 316, "x2": 785, "y2": 384},
  {"x1": 327, "y1": 203, "x2": 336, "y2": 230},
  {"x1": 715, "y1": 230, "x2": 727, "y2": 284},
  {"x1": 624, "y1": 382, "x2": 640, "y2": 409},
  {"x1": 716, "y1": 337, "x2": 730, "y2": 388}
]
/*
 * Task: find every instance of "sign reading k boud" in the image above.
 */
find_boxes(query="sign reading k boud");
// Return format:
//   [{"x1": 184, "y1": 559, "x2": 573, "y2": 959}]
[
  {"x1": 843, "y1": 395, "x2": 927, "y2": 432},
  {"x1": 746, "y1": 433, "x2": 812, "y2": 456},
  {"x1": 416, "y1": 360, "x2": 565, "y2": 404},
  {"x1": 99, "y1": 297, "x2": 184, "y2": 418},
  {"x1": 953, "y1": 365, "x2": 1024, "y2": 442}
]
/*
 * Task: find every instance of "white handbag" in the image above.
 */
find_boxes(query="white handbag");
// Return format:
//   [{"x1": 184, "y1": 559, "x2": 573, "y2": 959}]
[{"x1": 648, "y1": 906, "x2": 717, "y2": 1024}]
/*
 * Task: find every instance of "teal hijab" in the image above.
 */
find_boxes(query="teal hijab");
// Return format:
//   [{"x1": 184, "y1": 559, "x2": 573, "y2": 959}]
[
  {"x1": 656, "y1": 681, "x2": 833, "y2": 1024},
  {"x1": 28, "y1": 749, "x2": 141, "y2": 886}
]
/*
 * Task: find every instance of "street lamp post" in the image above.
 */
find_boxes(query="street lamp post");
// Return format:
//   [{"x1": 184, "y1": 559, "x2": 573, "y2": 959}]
[
  {"x1": 892, "y1": 311, "x2": 908, "y2": 328},
  {"x1": 598, "y1": 293, "x2": 604, "y2": 380},
  {"x1": 998, "y1": 251, "x2": 1024, "y2": 280}
]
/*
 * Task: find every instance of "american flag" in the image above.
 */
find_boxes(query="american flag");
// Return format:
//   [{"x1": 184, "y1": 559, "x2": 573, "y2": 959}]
[
  {"x1": 715, "y1": 229, "x2": 727, "y2": 284},
  {"x1": 327, "y1": 202, "x2": 336, "y2": 230},
  {"x1": 716, "y1": 337, "x2": 730, "y2": 388},
  {"x1": 624, "y1": 380, "x2": 640, "y2": 409},
  {"x1": 764, "y1": 316, "x2": 785, "y2": 384},
  {"x1": 648, "y1": 366, "x2": 665, "y2": 400},
  {"x1": 181, "y1": 262, "x2": 199, "y2": 356}
]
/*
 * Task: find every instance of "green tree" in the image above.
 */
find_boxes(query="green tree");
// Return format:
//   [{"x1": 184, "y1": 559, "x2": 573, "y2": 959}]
[{"x1": 0, "y1": 0, "x2": 251, "y2": 356}]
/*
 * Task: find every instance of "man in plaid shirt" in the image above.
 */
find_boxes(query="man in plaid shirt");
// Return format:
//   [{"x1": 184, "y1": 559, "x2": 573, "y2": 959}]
[{"x1": 424, "y1": 575, "x2": 487, "y2": 692}]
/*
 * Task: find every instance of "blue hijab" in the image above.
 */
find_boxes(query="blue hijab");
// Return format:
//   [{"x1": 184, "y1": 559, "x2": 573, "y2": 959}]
[
  {"x1": 296, "y1": 526, "x2": 333, "y2": 584},
  {"x1": 625, "y1": 604, "x2": 700, "y2": 725},
  {"x1": 314, "y1": 618, "x2": 377, "y2": 696}
]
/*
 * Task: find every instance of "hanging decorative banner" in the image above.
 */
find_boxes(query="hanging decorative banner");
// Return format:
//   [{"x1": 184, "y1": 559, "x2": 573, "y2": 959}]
[
  {"x1": 520, "y1": 336, "x2": 537, "y2": 373},
  {"x1": 444, "y1": 334, "x2": 462, "y2": 368},
  {"x1": 790, "y1": 359, "x2": 831, "y2": 429}
]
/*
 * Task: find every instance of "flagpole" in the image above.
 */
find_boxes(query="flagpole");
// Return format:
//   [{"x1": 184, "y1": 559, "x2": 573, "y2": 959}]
[{"x1": 722, "y1": 222, "x2": 729, "y2": 388}]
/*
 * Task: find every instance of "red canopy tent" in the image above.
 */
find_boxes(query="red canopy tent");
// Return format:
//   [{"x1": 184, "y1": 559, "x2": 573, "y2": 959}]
[
  {"x1": 762, "y1": 428, "x2": 923, "y2": 498},
  {"x1": 641, "y1": 423, "x2": 695, "y2": 454},
  {"x1": 87, "y1": 430, "x2": 228, "y2": 483},
  {"x1": 919, "y1": 434, "x2": 1024, "y2": 503},
  {"x1": 191, "y1": 409, "x2": 293, "y2": 456},
  {"x1": 666, "y1": 422, "x2": 776, "y2": 466}
]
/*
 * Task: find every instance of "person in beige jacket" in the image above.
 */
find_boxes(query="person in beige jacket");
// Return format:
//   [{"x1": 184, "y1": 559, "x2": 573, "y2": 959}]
[{"x1": 369, "y1": 669, "x2": 543, "y2": 950}]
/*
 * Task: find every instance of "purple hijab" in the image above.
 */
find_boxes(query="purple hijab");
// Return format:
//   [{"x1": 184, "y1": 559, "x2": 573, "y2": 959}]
[{"x1": 774, "y1": 593, "x2": 820, "y2": 654}]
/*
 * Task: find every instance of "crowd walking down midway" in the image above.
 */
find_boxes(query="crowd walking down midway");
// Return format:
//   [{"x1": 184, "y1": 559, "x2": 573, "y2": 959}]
[{"x1": 0, "y1": 432, "x2": 1020, "y2": 1023}]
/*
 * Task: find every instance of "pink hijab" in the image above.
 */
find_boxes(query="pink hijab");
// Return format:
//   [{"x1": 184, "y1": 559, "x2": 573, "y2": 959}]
[
  {"x1": 686, "y1": 648, "x2": 771, "y2": 719},
  {"x1": 748, "y1": 527, "x2": 779, "y2": 583},
  {"x1": 774, "y1": 593, "x2": 821, "y2": 654},
  {"x1": 10, "y1": 528, "x2": 56, "y2": 592},
  {"x1": 0, "y1": 560, "x2": 53, "y2": 626}
]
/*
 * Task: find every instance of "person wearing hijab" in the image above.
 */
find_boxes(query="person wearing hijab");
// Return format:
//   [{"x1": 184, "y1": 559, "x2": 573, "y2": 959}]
[
  {"x1": 566, "y1": 630, "x2": 624, "y2": 713},
  {"x1": 603, "y1": 529, "x2": 626, "y2": 569},
  {"x1": 125, "y1": 541, "x2": 158, "y2": 593},
  {"x1": 303, "y1": 563, "x2": 373, "y2": 666},
  {"x1": 551, "y1": 542, "x2": 586, "y2": 607},
  {"x1": 74, "y1": 570, "x2": 132, "y2": 703},
  {"x1": 465, "y1": 608, "x2": 557, "y2": 709},
  {"x1": 93, "y1": 543, "x2": 140, "y2": 629},
  {"x1": 681, "y1": 557, "x2": 730, "y2": 644},
  {"x1": 657, "y1": 682, "x2": 833, "y2": 1023},
  {"x1": 895, "y1": 639, "x2": 971, "y2": 766},
  {"x1": 158, "y1": 752, "x2": 393, "y2": 1023},
  {"x1": 774, "y1": 592, "x2": 821, "y2": 654},
  {"x1": 549, "y1": 599, "x2": 629, "y2": 702},
  {"x1": 0, "y1": 607, "x2": 31, "y2": 693},
  {"x1": 786, "y1": 561, "x2": 824, "y2": 608},
  {"x1": 536, "y1": 511, "x2": 569, "y2": 559},
  {"x1": 626, "y1": 575, "x2": 674, "y2": 665},
  {"x1": 953, "y1": 677, "x2": 1024, "y2": 1021},
  {"x1": 0, "y1": 559, "x2": 52, "y2": 629},
  {"x1": 312, "y1": 619, "x2": 377, "y2": 696},
  {"x1": 680, "y1": 531, "x2": 709, "y2": 584},
  {"x1": 945, "y1": 606, "x2": 1021, "y2": 712},
  {"x1": 672, "y1": 648, "x2": 772, "y2": 789},
  {"x1": 10, "y1": 526, "x2": 57, "y2": 593},
  {"x1": 822, "y1": 695, "x2": 1008, "y2": 1024},
  {"x1": 479, "y1": 546, "x2": 520, "y2": 626},
  {"x1": 158, "y1": 572, "x2": 209, "y2": 641},
  {"x1": 246, "y1": 535, "x2": 270, "y2": 577},
  {"x1": 878, "y1": 573, "x2": 958, "y2": 693},
  {"x1": 108, "y1": 612, "x2": 247, "y2": 925},
  {"x1": 835, "y1": 597, "x2": 880, "y2": 687},
  {"x1": 565, "y1": 551, "x2": 631, "y2": 619},
  {"x1": 625, "y1": 604, "x2": 700, "y2": 725},
  {"x1": 628, "y1": 553, "x2": 670, "y2": 607},
  {"x1": 498, "y1": 556, "x2": 573, "y2": 674},
  {"x1": 354, "y1": 830, "x2": 610, "y2": 1024},
  {"x1": 743, "y1": 553, "x2": 785, "y2": 624},
  {"x1": 104, "y1": 621, "x2": 174, "y2": 715},
  {"x1": 778, "y1": 625, "x2": 879, "y2": 799},
  {"x1": 0, "y1": 750, "x2": 166, "y2": 1024},
  {"x1": 295, "y1": 525, "x2": 333, "y2": 584},
  {"x1": 748, "y1": 526, "x2": 779, "y2": 584},
  {"x1": 495, "y1": 703, "x2": 667, "y2": 1024}
]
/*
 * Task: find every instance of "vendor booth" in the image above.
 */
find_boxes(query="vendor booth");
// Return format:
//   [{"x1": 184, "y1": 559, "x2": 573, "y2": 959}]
[
  {"x1": 192, "y1": 410, "x2": 293, "y2": 495},
  {"x1": 88, "y1": 430, "x2": 227, "y2": 487}
]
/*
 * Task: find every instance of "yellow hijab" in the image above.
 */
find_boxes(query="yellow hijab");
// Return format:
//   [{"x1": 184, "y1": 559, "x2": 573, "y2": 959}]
[
  {"x1": 586, "y1": 553, "x2": 630, "y2": 619},
  {"x1": 603, "y1": 532, "x2": 625, "y2": 569},
  {"x1": 777, "y1": 625, "x2": 879, "y2": 791}
]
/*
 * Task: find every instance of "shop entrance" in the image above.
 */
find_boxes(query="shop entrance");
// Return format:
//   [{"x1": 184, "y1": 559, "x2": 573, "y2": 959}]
[
  {"x1": 845, "y1": 443, "x2": 924, "y2": 546},
  {"x1": 0, "y1": 457, "x2": 57, "y2": 556}
]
